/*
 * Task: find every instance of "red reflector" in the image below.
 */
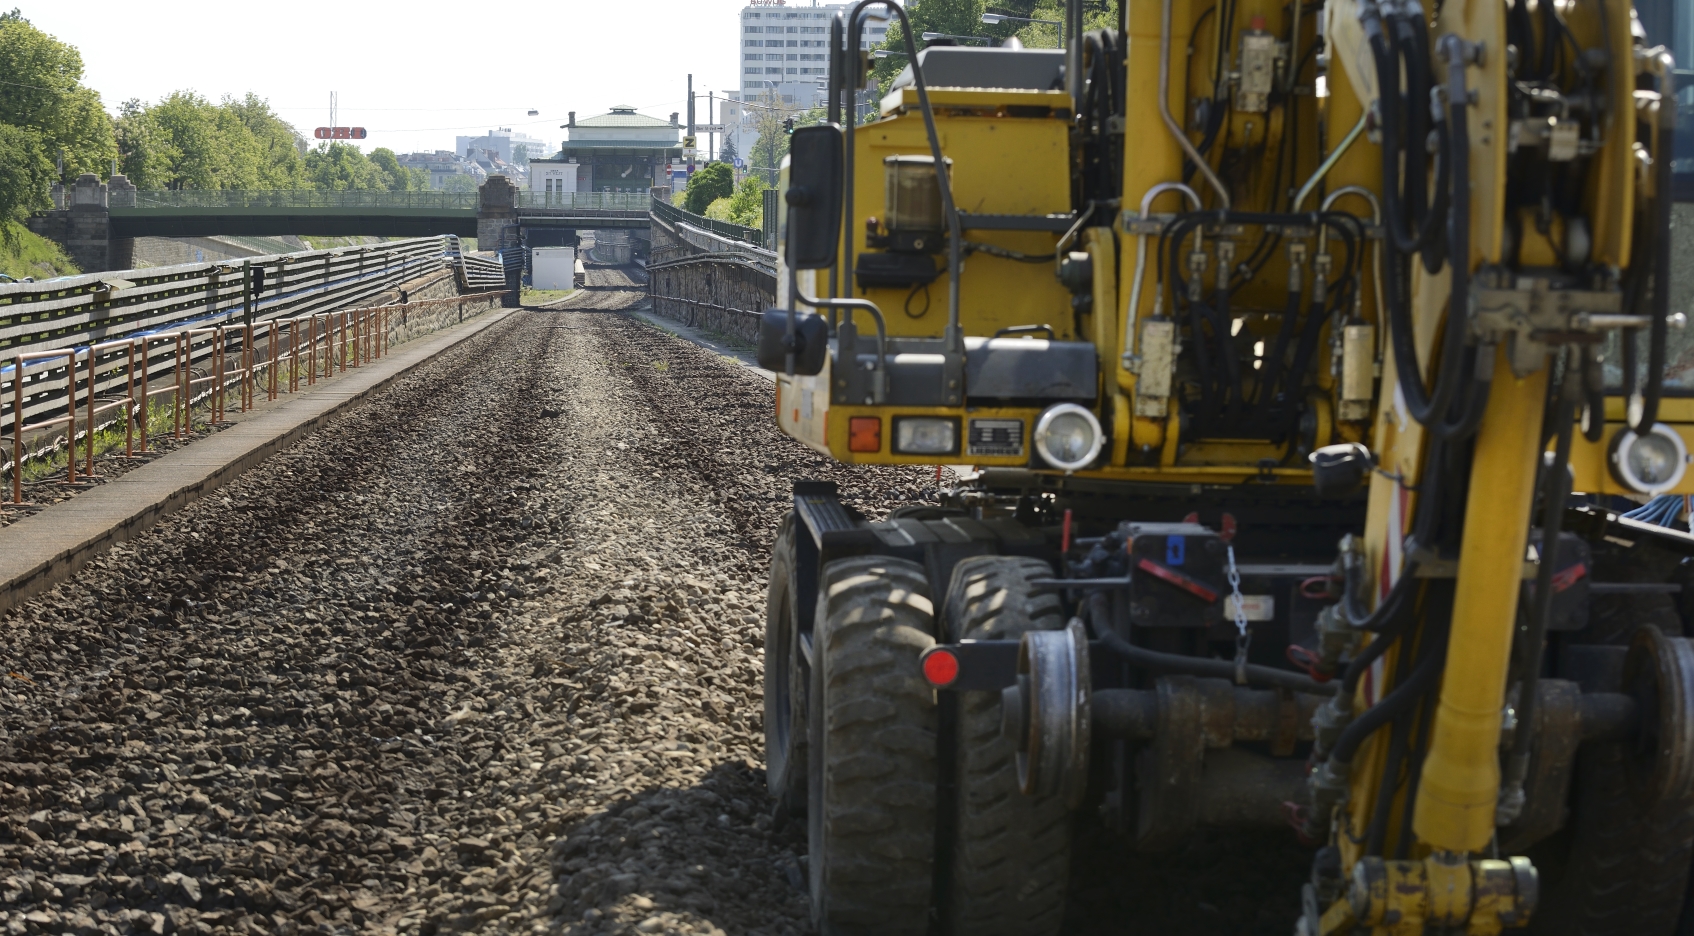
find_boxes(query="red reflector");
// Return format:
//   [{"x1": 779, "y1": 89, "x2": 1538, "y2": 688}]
[
  {"x1": 848, "y1": 416, "x2": 881, "y2": 452},
  {"x1": 922, "y1": 649, "x2": 960, "y2": 687}
]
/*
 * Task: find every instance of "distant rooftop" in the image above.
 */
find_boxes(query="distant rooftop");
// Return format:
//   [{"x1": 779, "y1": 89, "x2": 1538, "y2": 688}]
[{"x1": 576, "y1": 105, "x2": 674, "y2": 129}]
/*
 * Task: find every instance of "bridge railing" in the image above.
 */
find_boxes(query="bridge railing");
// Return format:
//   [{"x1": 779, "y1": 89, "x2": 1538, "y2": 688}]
[
  {"x1": 1, "y1": 236, "x2": 502, "y2": 480},
  {"x1": 121, "y1": 190, "x2": 480, "y2": 210},
  {"x1": 514, "y1": 191, "x2": 651, "y2": 210},
  {"x1": 649, "y1": 197, "x2": 765, "y2": 248}
]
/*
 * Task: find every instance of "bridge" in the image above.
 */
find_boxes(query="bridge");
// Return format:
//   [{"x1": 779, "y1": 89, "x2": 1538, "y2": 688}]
[{"x1": 29, "y1": 174, "x2": 676, "y2": 272}]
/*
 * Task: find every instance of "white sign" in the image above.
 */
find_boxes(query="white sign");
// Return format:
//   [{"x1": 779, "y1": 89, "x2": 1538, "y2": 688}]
[
  {"x1": 1224, "y1": 595, "x2": 1275, "y2": 622},
  {"x1": 696, "y1": 124, "x2": 728, "y2": 134}
]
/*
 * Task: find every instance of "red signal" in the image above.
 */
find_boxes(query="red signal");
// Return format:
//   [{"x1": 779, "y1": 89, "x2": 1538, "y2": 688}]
[{"x1": 921, "y1": 648, "x2": 960, "y2": 687}]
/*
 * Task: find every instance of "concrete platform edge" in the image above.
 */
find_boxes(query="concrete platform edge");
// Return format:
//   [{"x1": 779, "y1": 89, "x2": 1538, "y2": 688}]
[{"x1": 0, "y1": 307, "x2": 517, "y2": 619}]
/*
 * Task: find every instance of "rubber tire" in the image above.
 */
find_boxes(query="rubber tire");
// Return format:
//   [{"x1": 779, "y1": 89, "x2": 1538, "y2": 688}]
[
  {"x1": 942, "y1": 555, "x2": 1073, "y2": 936},
  {"x1": 764, "y1": 513, "x2": 806, "y2": 816},
  {"x1": 1534, "y1": 741, "x2": 1694, "y2": 936},
  {"x1": 808, "y1": 556, "x2": 938, "y2": 936}
]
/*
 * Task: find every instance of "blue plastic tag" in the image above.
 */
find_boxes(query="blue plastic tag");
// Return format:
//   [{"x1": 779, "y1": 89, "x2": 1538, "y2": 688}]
[{"x1": 1166, "y1": 535, "x2": 1186, "y2": 566}]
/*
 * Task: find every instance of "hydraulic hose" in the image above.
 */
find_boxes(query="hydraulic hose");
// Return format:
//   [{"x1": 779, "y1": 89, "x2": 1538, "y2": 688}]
[
  {"x1": 1632, "y1": 49, "x2": 1676, "y2": 431},
  {"x1": 1098, "y1": 628, "x2": 1338, "y2": 695},
  {"x1": 1380, "y1": 38, "x2": 1476, "y2": 438},
  {"x1": 1331, "y1": 618, "x2": 1450, "y2": 765},
  {"x1": 1501, "y1": 375, "x2": 1577, "y2": 807}
]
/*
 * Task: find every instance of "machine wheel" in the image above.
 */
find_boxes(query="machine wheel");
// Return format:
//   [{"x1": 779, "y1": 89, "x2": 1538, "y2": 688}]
[
  {"x1": 942, "y1": 556, "x2": 1073, "y2": 936},
  {"x1": 808, "y1": 556, "x2": 939, "y2": 936},
  {"x1": 764, "y1": 514, "x2": 806, "y2": 817},
  {"x1": 1537, "y1": 627, "x2": 1694, "y2": 935}
]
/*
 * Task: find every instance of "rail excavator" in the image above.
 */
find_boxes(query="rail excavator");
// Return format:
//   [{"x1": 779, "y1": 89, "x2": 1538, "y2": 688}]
[{"x1": 755, "y1": 0, "x2": 1694, "y2": 931}]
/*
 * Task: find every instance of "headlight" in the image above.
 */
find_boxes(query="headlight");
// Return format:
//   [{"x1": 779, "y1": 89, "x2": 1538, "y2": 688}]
[
  {"x1": 893, "y1": 417, "x2": 959, "y2": 455},
  {"x1": 1033, "y1": 403, "x2": 1103, "y2": 472},
  {"x1": 1610, "y1": 423, "x2": 1689, "y2": 495}
]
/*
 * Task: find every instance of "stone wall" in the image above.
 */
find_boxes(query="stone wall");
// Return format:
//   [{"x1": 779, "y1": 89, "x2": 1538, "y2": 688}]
[{"x1": 647, "y1": 216, "x2": 773, "y2": 345}]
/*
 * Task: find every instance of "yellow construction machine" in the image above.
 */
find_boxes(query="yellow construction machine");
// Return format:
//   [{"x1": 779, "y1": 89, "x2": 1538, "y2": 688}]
[{"x1": 758, "y1": 0, "x2": 1694, "y2": 932}]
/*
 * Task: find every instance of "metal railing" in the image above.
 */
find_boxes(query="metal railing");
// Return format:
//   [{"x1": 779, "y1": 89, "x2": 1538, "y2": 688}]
[
  {"x1": 515, "y1": 191, "x2": 652, "y2": 210},
  {"x1": 4, "y1": 293, "x2": 503, "y2": 503},
  {"x1": 1, "y1": 235, "x2": 503, "y2": 488},
  {"x1": 120, "y1": 190, "x2": 480, "y2": 210},
  {"x1": 649, "y1": 198, "x2": 764, "y2": 247}
]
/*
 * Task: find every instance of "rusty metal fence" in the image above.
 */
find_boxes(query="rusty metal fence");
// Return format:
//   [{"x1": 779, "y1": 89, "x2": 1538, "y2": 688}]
[{"x1": 2, "y1": 236, "x2": 506, "y2": 497}]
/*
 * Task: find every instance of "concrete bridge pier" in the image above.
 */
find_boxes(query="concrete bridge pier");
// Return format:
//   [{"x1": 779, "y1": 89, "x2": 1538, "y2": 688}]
[{"x1": 27, "y1": 174, "x2": 137, "y2": 274}]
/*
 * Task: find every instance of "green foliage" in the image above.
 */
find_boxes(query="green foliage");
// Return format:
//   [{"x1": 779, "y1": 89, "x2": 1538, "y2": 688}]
[
  {"x1": 725, "y1": 175, "x2": 768, "y2": 228},
  {"x1": 512, "y1": 144, "x2": 530, "y2": 166},
  {"x1": 0, "y1": 219, "x2": 77, "y2": 279},
  {"x1": 0, "y1": 12, "x2": 116, "y2": 217},
  {"x1": 441, "y1": 173, "x2": 480, "y2": 193},
  {"x1": 871, "y1": 0, "x2": 1119, "y2": 95},
  {"x1": 0, "y1": 123, "x2": 52, "y2": 220},
  {"x1": 117, "y1": 92, "x2": 305, "y2": 189},
  {"x1": 719, "y1": 136, "x2": 738, "y2": 166},
  {"x1": 682, "y1": 161, "x2": 734, "y2": 214},
  {"x1": 116, "y1": 94, "x2": 427, "y2": 193},
  {"x1": 703, "y1": 197, "x2": 734, "y2": 222}
]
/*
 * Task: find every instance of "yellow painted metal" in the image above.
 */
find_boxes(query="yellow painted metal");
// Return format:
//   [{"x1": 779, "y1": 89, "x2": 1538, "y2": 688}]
[
  {"x1": 848, "y1": 98, "x2": 1074, "y2": 340},
  {"x1": 1412, "y1": 347, "x2": 1549, "y2": 852},
  {"x1": 1341, "y1": 853, "x2": 1533, "y2": 935}
]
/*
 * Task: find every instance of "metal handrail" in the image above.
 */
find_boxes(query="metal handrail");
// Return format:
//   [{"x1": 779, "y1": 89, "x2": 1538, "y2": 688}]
[
  {"x1": 119, "y1": 190, "x2": 480, "y2": 210},
  {"x1": 514, "y1": 191, "x2": 652, "y2": 210},
  {"x1": 650, "y1": 197, "x2": 764, "y2": 247}
]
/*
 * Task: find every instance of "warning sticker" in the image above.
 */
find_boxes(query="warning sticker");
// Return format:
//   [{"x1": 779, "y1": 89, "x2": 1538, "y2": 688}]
[{"x1": 968, "y1": 419, "x2": 1024, "y2": 457}]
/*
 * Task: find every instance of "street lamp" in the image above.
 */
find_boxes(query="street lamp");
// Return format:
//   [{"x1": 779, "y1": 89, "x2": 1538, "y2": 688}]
[
  {"x1": 873, "y1": 49, "x2": 908, "y2": 58},
  {"x1": 921, "y1": 31, "x2": 992, "y2": 44},
  {"x1": 981, "y1": 12, "x2": 1063, "y2": 26}
]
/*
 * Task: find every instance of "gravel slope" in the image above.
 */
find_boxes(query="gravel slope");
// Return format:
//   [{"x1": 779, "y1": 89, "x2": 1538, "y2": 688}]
[
  {"x1": 0, "y1": 263, "x2": 1307, "y2": 936},
  {"x1": 0, "y1": 270, "x2": 932, "y2": 936}
]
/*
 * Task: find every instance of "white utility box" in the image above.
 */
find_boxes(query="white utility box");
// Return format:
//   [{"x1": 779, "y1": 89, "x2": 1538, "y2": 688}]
[{"x1": 532, "y1": 247, "x2": 577, "y2": 290}]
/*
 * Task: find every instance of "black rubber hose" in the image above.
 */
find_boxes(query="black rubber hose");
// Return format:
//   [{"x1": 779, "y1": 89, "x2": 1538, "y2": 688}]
[
  {"x1": 1634, "y1": 82, "x2": 1673, "y2": 431},
  {"x1": 1212, "y1": 281, "x2": 1243, "y2": 421},
  {"x1": 1254, "y1": 287, "x2": 1306, "y2": 414},
  {"x1": 1509, "y1": 390, "x2": 1578, "y2": 765},
  {"x1": 1098, "y1": 629, "x2": 1339, "y2": 695},
  {"x1": 1381, "y1": 44, "x2": 1475, "y2": 437},
  {"x1": 1331, "y1": 626, "x2": 1447, "y2": 764}
]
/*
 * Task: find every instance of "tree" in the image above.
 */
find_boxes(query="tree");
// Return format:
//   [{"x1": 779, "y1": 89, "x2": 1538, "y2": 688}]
[
  {"x1": 512, "y1": 143, "x2": 530, "y2": 166},
  {"x1": 870, "y1": 0, "x2": 1119, "y2": 94},
  {"x1": 0, "y1": 11, "x2": 116, "y2": 183},
  {"x1": 0, "y1": 122, "x2": 52, "y2": 220},
  {"x1": 682, "y1": 161, "x2": 734, "y2": 214},
  {"x1": 725, "y1": 174, "x2": 768, "y2": 228},
  {"x1": 719, "y1": 136, "x2": 738, "y2": 166},
  {"x1": 441, "y1": 173, "x2": 480, "y2": 194}
]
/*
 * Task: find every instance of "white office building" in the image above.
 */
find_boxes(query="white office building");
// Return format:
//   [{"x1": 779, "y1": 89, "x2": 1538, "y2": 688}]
[{"x1": 729, "y1": 0, "x2": 889, "y2": 165}]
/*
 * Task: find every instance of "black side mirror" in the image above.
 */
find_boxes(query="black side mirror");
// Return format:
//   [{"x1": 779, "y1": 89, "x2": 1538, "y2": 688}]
[
  {"x1": 758, "y1": 309, "x2": 829, "y2": 375},
  {"x1": 785, "y1": 124, "x2": 843, "y2": 269}
]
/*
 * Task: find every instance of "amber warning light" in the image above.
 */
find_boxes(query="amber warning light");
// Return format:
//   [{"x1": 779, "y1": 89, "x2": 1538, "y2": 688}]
[{"x1": 314, "y1": 127, "x2": 368, "y2": 140}]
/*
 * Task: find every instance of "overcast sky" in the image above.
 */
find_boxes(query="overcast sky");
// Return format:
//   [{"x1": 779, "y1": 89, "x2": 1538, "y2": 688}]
[{"x1": 24, "y1": 0, "x2": 788, "y2": 156}]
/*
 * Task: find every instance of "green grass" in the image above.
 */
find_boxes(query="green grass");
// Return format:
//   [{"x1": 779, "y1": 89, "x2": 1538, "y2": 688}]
[
  {"x1": 0, "y1": 222, "x2": 79, "y2": 281},
  {"x1": 522, "y1": 287, "x2": 575, "y2": 304}
]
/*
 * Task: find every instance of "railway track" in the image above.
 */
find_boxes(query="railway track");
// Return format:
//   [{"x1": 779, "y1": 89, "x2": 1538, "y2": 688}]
[{"x1": 0, "y1": 260, "x2": 1305, "y2": 935}]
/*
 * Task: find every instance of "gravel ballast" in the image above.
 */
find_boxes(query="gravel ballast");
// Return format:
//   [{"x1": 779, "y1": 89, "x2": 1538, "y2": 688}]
[{"x1": 0, "y1": 261, "x2": 1306, "y2": 936}]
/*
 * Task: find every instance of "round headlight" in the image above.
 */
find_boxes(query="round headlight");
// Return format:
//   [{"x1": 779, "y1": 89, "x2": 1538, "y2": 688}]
[
  {"x1": 1610, "y1": 423, "x2": 1689, "y2": 495},
  {"x1": 1034, "y1": 403, "x2": 1104, "y2": 472}
]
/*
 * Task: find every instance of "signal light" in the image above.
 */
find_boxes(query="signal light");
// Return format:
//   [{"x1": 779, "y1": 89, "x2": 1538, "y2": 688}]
[
  {"x1": 848, "y1": 417, "x2": 881, "y2": 452},
  {"x1": 921, "y1": 648, "x2": 960, "y2": 687}
]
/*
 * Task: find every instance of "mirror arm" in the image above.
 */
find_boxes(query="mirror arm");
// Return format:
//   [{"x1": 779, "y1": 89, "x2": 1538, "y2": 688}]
[{"x1": 790, "y1": 263, "x2": 889, "y2": 404}]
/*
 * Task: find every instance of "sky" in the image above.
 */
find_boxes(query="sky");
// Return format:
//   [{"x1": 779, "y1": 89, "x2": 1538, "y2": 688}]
[{"x1": 23, "y1": 0, "x2": 782, "y2": 157}]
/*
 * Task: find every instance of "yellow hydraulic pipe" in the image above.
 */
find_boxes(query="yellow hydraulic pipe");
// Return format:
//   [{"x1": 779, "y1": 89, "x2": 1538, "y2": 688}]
[{"x1": 1411, "y1": 346, "x2": 1548, "y2": 852}]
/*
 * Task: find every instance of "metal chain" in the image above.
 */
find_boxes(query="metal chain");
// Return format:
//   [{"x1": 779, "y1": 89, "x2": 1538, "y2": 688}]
[{"x1": 1228, "y1": 544, "x2": 1251, "y2": 684}]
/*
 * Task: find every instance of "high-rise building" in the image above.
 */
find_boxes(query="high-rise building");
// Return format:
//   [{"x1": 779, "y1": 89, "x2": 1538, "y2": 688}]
[{"x1": 728, "y1": 0, "x2": 889, "y2": 168}]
